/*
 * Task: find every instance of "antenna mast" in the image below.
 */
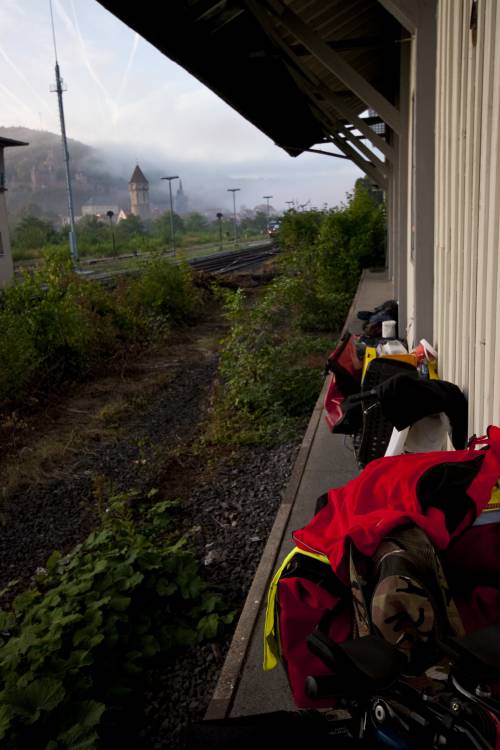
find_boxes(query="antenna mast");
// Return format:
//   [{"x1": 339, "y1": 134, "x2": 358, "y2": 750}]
[{"x1": 49, "y1": 0, "x2": 78, "y2": 265}]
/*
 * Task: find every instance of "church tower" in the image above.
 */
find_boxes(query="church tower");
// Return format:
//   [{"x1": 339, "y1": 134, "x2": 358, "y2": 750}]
[
  {"x1": 128, "y1": 164, "x2": 150, "y2": 220},
  {"x1": 175, "y1": 179, "x2": 189, "y2": 215}
]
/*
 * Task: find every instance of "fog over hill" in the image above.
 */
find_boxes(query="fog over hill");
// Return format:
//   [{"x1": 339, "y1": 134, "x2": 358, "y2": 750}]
[{"x1": 1, "y1": 126, "x2": 356, "y2": 224}]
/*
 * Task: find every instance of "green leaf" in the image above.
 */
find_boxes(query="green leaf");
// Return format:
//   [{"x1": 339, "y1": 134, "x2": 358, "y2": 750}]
[
  {"x1": 0, "y1": 705, "x2": 13, "y2": 740},
  {"x1": 109, "y1": 595, "x2": 131, "y2": 612},
  {"x1": 71, "y1": 700, "x2": 105, "y2": 730},
  {"x1": 0, "y1": 611, "x2": 15, "y2": 632},
  {"x1": 156, "y1": 579, "x2": 177, "y2": 597},
  {"x1": 197, "y1": 614, "x2": 220, "y2": 640},
  {"x1": 46, "y1": 550, "x2": 62, "y2": 573},
  {"x1": 3, "y1": 677, "x2": 65, "y2": 716}
]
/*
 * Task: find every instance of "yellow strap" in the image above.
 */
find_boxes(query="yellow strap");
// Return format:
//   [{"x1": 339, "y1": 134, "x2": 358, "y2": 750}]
[
  {"x1": 361, "y1": 346, "x2": 377, "y2": 381},
  {"x1": 263, "y1": 547, "x2": 330, "y2": 671}
]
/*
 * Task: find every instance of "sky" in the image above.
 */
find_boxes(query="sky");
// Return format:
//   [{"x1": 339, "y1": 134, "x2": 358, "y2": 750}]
[{"x1": 0, "y1": 0, "x2": 362, "y2": 213}]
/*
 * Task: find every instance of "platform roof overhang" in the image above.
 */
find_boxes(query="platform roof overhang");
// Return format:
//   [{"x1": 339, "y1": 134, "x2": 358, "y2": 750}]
[{"x1": 98, "y1": 0, "x2": 401, "y2": 186}]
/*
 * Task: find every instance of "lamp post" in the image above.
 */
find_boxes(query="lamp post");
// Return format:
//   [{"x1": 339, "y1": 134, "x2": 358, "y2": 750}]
[
  {"x1": 161, "y1": 175, "x2": 179, "y2": 255},
  {"x1": 106, "y1": 210, "x2": 116, "y2": 256},
  {"x1": 227, "y1": 188, "x2": 240, "y2": 246},
  {"x1": 216, "y1": 212, "x2": 224, "y2": 251},
  {"x1": 285, "y1": 200, "x2": 295, "y2": 211},
  {"x1": 262, "y1": 195, "x2": 273, "y2": 232}
]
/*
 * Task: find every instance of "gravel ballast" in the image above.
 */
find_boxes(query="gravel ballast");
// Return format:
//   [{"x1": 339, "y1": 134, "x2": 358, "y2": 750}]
[
  {"x1": 136, "y1": 440, "x2": 300, "y2": 750},
  {"x1": 0, "y1": 336, "x2": 306, "y2": 749}
]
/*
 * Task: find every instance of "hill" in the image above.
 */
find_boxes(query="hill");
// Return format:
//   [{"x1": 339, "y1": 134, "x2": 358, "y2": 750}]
[{"x1": 1, "y1": 127, "x2": 128, "y2": 221}]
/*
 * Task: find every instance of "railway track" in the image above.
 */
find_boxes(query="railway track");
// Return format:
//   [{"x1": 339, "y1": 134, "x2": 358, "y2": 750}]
[
  {"x1": 79, "y1": 241, "x2": 278, "y2": 283},
  {"x1": 189, "y1": 242, "x2": 278, "y2": 273}
]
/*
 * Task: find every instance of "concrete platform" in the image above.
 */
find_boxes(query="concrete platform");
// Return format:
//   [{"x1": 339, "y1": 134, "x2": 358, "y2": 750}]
[{"x1": 205, "y1": 270, "x2": 393, "y2": 720}]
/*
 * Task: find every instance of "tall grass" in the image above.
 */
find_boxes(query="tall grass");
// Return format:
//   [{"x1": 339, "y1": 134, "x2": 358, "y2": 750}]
[{"x1": 0, "y1": 249, "x2": 202, "y2": 409}]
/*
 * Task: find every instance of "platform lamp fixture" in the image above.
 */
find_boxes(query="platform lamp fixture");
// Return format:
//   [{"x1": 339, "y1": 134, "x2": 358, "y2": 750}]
[
  {"x1": 216, "y1": 212, "x2": 224, "y2": 251},
  {"x1": 161, "y1": 175, "x2": 179, "y2": 255},
  {"x1": 227, "y1": 188, "x2": 240, "y2": 246},
  {"x1": 106, "y1": 210, "x2": 116, "y2": 256},
  {"x1": 263, "y1": 195, "x2": 273, "y2": 231}
]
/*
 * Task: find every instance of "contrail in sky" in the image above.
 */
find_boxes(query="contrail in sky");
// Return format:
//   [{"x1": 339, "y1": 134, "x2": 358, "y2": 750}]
[
  {"x1": 116, "y1": 32, "x2": 140, "y2": 106},
  {"x1": 0, "y1": 44, "x2": 52, "y2": 114},
  {"x1": 53, "y1": 0, "x2": 116, "y2": 120},
  {"x1": 0, "y1": 80, "x2": 35, "y2": 117}
]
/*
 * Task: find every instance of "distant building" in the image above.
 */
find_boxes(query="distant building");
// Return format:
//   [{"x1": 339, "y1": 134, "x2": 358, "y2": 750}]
[
  {"x1": 117, "y1": 209, "x2": 130, "y2": 223},
  {"x1": 81, "y1": 199, "x2": 119, "y2": 220},
  {"x1": 0, "y1": 136, "x2": 28, "y2": 286},
  {"x1": 128, "y1": 164, "x2": 150, "y2": 220},
  {"x1": 175, "y1": 180, "x2": 189, "y2": 214}
]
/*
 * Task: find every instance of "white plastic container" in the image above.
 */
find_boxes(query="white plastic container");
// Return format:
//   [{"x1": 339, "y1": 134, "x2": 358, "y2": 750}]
[{"x1": 381, "y1": 320, "x2": 397, "y2": 338}]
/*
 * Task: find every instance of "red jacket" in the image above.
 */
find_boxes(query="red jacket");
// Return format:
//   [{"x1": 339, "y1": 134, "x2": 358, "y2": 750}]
[{"x1": 293, "y1": 426, "x2": 500, "y2": 584}]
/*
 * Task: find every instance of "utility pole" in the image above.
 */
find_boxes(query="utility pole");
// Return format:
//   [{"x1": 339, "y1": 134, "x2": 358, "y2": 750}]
[
  {"x1": 227, "y1": 188, "x2": 240, "y2": 246},
  {"x1": 106, "y1": 210, "x2": 116, "y2": 256},
  {"x1": 161, "y1": 175, "x2": 179, "y2": 255},
  {"x1": 262, "y1": 195, "x2": 273, "y2": 232},
  {"x1": 49, "y1": 0, "x2": 78, "y2": 266},
  {"x1": 216, "y1": 212, "x2": 224, "y2": 251}
]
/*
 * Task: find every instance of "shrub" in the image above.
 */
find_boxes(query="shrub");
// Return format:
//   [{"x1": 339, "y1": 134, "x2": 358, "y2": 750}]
[
  {"x1": 0, "y1": 253, "x2": 201, "y2": 408},
  {"x1": 213, "y1": 287, "x2": 327, "y2": 444},
  {"x1": 0, "y1": 493, "x2": 231, "y2": 749},
  {"x1": 126, "y1": 255, "x2": 201, "y2": 326}
]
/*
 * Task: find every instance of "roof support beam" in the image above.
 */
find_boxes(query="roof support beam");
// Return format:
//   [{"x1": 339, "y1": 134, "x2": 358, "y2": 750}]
[
  {"x1": 315, "y1": 85, "x2": 393, "y2": 160},
  {"x1": 245, "y1": 0, "x2": 394, "y2": 160},
  {"x1": 279, "y1": 145, "x2": 351, "y2": 159},
  {"x1": 263, "y1": 0, "x2": 401, "y2": 134},
  {"x1": 335, "y1": 123, "x2": 388, "y2": 176},
  {"x1": 329, "y1": 133, "x2": 388, "y2": 190},
  {"x1": 377, "y1": 0, "x2": 418, "y2": 33}
]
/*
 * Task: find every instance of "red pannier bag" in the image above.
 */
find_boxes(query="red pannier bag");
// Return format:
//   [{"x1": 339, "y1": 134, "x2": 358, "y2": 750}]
[
  {"x1": 324, "y1": 333, "x2": 363, "y2": 433},
  {"x1": 263, "y1": 547, "x2": 352, "y2": 708}
]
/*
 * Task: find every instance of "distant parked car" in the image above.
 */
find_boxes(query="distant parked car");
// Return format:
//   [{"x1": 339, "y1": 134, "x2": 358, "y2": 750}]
[{"x1": 267, "y1": 220, "x2": 281, "y2": 238}]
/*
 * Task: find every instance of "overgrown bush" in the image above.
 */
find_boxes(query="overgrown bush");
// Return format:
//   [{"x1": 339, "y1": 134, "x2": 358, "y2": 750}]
[
  {"x1": 0, "y1": 491, "x2": 231, "y2": 749},
  {"x1": 212, "y1": 287, "x2": 328, "y2": 444},
  {"x1": 213, "y1": 179, "x2": 386, "y2": 443},
  {"x1": 0, "y1": 251, "x2": 202, "y2": 408},
  {"x1": 277, "y1": 179, "x2": 386, "y2": 331}
]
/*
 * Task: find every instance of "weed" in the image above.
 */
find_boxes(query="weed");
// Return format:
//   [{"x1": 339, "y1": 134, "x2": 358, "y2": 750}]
[{"x1": 0, "y1": 490, "x2": 233, "y2": 748}]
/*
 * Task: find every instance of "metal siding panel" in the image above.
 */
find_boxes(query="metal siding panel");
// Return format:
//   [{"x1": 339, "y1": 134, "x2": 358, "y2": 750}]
[
  {"x1": 474, "y1": 0, "x2": 495, "y2": 432},
  {"x1": 483, "y1": 3, "x2": 500, "y2": 429}
]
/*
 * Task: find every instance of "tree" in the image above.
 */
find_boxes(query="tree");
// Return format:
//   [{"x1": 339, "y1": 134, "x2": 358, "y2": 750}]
[
  {"x1": 12, "y1": 216, "x2": 60, "y2": 250},
  {"x1": 182, "y1": 212, "x2": 208, "y2": 233},
  {"x1": 115, "y1": 214, "x2": 146, "y2": 242},
  {"x1": 152, "y1": 211, "x2": 185, "y2": 243},
  {"x1": 76, "y1": 215, "x2": 108, "y2": 247}
]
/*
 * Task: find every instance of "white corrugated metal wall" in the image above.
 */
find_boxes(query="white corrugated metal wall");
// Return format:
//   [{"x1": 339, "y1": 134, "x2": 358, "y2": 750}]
[{"x1": 434, "y1": 0, "x2": 500, "y2": 434}]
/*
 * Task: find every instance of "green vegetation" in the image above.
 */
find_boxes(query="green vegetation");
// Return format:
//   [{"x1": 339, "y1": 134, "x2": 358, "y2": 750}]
[
  {"x1": 0, "y1": 249, "x2": 202, "y2": 408},
  {"x1": 11, "y1": 209, "x2": 270, "y2": 263},
  {"x1": 0, "y1": 490, "x2": 232, "y2": 749},
  {"x1": 212, "y1": 178, "x2": 385, "y2": 444}
]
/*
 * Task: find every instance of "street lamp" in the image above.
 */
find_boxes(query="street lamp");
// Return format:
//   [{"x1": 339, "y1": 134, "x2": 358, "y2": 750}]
[
  {"x1": 106, "y1": 210, "x2": 116, "y2": 256},
  {"x1": 216, "y1": 212, "x2": 224, "y2": 251},
  {"x1": 262, "y1": 195, "x2": 273, "y2": 232},
  {"x1": 161, "y1": 175, "x2": 179, "y2": 255},
  {"x1": 285, "y1": 200, "x2": 295, "y2": 211},
  {"x1": 227, "y1": 188, "x2": 240, "y2": 246}
]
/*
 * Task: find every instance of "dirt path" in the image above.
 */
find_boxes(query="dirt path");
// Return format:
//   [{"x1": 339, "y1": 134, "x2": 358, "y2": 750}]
[{"x1": 0, "y1": 318, "x2": 225, "y2": 598}]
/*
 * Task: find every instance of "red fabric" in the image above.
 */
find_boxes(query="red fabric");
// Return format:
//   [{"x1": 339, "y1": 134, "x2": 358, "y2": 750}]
[
  {"x1": 443, "y1": 524, "x2": 500, "y2": 632},
  {"x1": 293, "y1": 425, "x2": 500, "y2": 583},
  {"x1": 323, "y1": 373, "x2": 345, "y2": 431},
  {"x1": 277, "y1": 577, "x2": 352, "y2": 708}
]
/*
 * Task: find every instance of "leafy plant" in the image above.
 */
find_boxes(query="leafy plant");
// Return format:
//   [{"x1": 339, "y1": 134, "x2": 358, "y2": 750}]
[
  {"x1": 0, "y1": 492, "x2": 232, "y2": 749},
  {"x1": 212, "y1": 182, "x2": 386, "y2": 444},
  {"x1": 0, "y1": 253, "x2": 202, "y2": 408}
]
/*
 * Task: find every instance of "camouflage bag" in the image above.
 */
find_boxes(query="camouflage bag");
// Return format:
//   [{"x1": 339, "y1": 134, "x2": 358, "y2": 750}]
[{"x1": 349, "y1": 525, "x2": 464, "y2": 672}]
